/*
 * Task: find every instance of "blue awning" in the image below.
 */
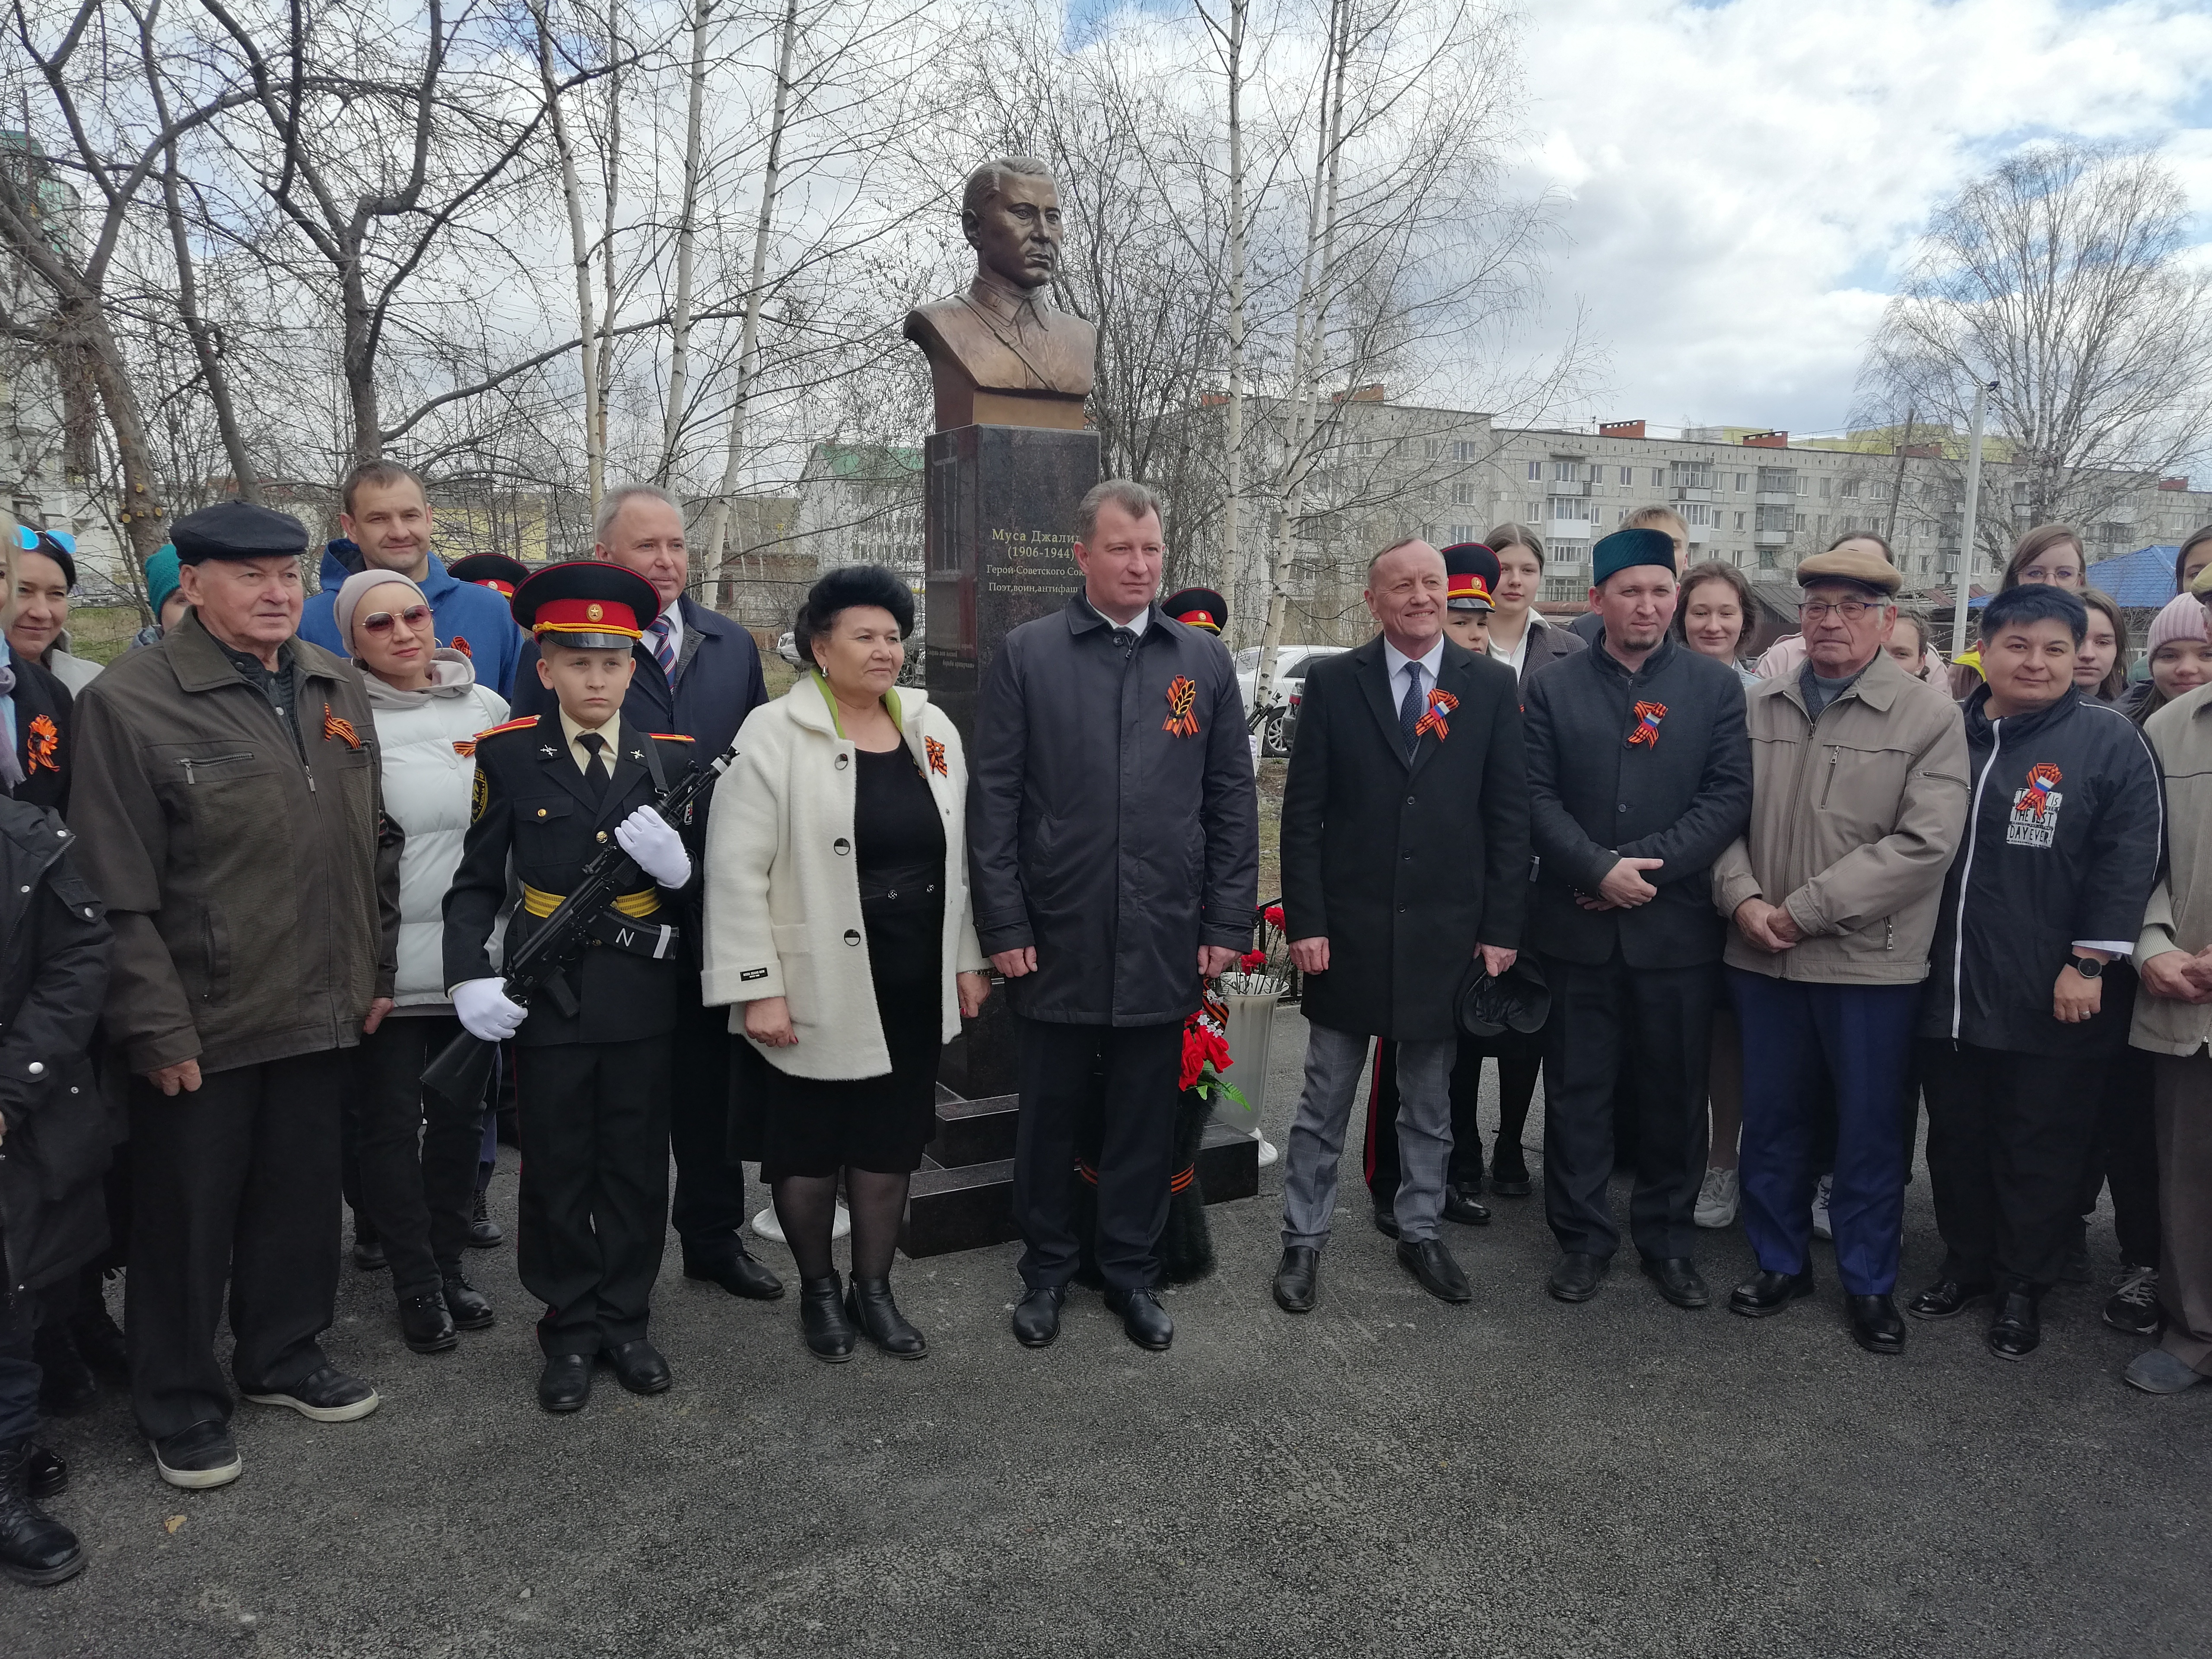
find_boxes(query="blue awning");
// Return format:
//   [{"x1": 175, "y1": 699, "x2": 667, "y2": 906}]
[{"x1": 1968, "y1": 544, "x2": 2180, "y2": 608}]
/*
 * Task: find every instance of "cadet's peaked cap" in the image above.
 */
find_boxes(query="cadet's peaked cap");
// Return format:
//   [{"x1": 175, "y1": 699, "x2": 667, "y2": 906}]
[
  {"x1": 445, "y1": 552, "x2": 534, "y2": 597},
  {"x1": 172, "y1": 501, "x2": 310, "y2": 565},
  {"x1": 1441, "y1": 542, "x2": 1499, "y2": 612},
  {"x1": 1164, "y1": 586, "x2": 1229, "y2": 633},
  {"x1": 1591, "y1": 527, "x2": 1678, "y2": 588},
  {"x1": 512, "y1": 559, "x2": 659, "y2": 650},
  {"x1": 1793, "y1": 544, "x2": 1901, "y2": 597}
]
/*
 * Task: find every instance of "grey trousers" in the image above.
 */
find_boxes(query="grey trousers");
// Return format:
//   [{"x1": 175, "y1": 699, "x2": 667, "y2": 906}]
[{"x1": 1281, "y1": 1022, "x2": 1456, "y2": 1248}]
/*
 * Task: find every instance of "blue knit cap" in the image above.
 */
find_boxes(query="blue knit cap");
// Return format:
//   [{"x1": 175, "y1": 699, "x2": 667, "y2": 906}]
[{"x1": 1591, "y1": 527, "x2": 1678, "y2": 587}]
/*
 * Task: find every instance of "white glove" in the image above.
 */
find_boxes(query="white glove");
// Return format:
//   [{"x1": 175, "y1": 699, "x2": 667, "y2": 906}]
[
  {"x1": 453, "y1": 977, "x2": 528, "y2": 1043},
  {"x1": 616, "y1": 804, "x2": 691, "y2": 888}
]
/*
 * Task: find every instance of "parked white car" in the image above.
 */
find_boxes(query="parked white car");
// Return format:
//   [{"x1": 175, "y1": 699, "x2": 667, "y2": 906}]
[
  {"x1": 1235, "y1": 644, "x2": 1349, "y2": 756},
  {"x1": 776, "y1": 630, "x2": 802, "y2": 667}
]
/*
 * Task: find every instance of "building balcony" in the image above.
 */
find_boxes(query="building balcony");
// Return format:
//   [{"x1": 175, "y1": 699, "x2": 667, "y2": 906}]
[
  {"x1": 1545, "y1": 518, "x2": 1593, "y2": 541},
  {"x1": 1754, "y1": 529, "x2": 1790, "y2": 547},
  {"x1": 1755, "y1": 492, "x2": 1796, "y2": 507},
  {"x1": 1673, "y1": 487, "x2": 1713, "y2": 503},
  {"x1": 1685, "y1": 521, "x2": 1713, "y2": 543}
]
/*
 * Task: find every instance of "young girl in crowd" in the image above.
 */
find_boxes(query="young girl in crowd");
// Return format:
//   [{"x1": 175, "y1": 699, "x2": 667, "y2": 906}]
[
  {"x1": 2131, "y1": 591, "x2": 2212, "y2": 726},
  {"x1": 2075, "y1": 590, "x2": 2130, "y2": 706}
]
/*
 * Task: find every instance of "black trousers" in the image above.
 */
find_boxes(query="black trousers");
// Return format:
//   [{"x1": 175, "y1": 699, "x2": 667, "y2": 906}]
[
  {"x1": 1363, "y1": 1032, "x2": 1535, "y2": 1202},
  {"x1": 514, "y1": 1036, "x2": 671, "y2": 1357},
  {"x1": 669, "y1": 987, "x2": 748, "y2": 1257},
  {"x1": 342, "y1": 1015, "x2": 478, "y2": 1299},
  {"x1": 0, "y1": 1280, "x2": 39, "y2": 1448},
  {"x1": 2078, "y1": 1044, "x2": 2160, "y2": 1269},
  {"x1": 1012, "y1": 1016, "x2": 1181, "y2": 1294},
  {"x1": 127, "y1": 1050, "x2": 345, "y2": 1440},
  {"x1": 1540, "y1": 952, "x2": 1714, "y2": 1262},
  {"x1": 1923, "y1": 1040, "x2": 2106, "y2": 1294}
]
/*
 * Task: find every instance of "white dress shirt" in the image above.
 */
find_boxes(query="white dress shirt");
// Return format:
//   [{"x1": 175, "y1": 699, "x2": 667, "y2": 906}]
[{"x1": 1383, "y1": 634, "x2": 1446, "y2": 720}]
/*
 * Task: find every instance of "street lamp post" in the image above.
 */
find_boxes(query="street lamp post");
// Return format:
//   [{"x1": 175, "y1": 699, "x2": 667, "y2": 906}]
[{"x1": 1949, "y1": 382, "x2": 1995, "y2": 664}]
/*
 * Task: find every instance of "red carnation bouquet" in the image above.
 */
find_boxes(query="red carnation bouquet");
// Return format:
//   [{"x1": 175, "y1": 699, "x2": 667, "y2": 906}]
[
  {"x1": 1179, "y1": 995, "x2": 1249, "y2": 1108},
  {"x1": 1217, "y1": 900, "x2": 1294, "y2": 998}
]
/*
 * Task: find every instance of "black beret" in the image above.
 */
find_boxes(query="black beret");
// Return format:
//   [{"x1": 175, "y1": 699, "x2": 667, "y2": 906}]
[
  {"x1": 172, "y1": 501, "x2": 310, "y2": 565},
  {"x1": 1163, "y1": 586, "x2": 1228, "y2": 632}
]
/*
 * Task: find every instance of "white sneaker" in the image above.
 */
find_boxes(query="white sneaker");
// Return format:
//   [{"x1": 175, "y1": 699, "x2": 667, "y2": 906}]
[
  {"x1": 1694, "y1": 1166, "x2": 1739, "y2": 1229},
  {"x1": 1811, "y1": 1174, "x2": 1834, "y2": 1241}
]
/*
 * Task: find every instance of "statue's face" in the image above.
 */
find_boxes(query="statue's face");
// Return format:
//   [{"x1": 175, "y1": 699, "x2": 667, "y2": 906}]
[{"x1": 965, "y1": 172, "x2": 1062, "y2": 291}]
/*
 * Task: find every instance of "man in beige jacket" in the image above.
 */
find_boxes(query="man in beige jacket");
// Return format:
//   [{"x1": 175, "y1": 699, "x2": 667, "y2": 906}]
[
  {"x1": 2125, "y1": 676, "x2": 2212, "y2": 1394},
  {"x1": 1709, "y1": 545, "x2": 1968, "y2": 1354}
]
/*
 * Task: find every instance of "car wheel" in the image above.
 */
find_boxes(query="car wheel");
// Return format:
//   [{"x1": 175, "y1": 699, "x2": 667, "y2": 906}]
[{"x1": 1261, "y1": 707, "x2": 1293, "y2": 758}]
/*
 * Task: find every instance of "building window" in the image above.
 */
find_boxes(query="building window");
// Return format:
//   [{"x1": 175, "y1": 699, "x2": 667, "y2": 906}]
[
  {"x1": 1553, "y1": 461, "x2": 1578, "y2": 482},
  {"x1": 1794, "y1": 514, "x2": 1805, "y2": 531},
  {"x1": 1840, "y1": 480, "x2": 1859, "y2": 499},
  {"x1": 1734, "y1": 512, "x2": 1747, "y2": 530},
  {"x1": 1453, "y1": 481, "x2": 1480, "y2": 506},
  {"x1": 1734, "y1": 473, "x2": 1749, "y2": 492},
  {"x1": 1449, "y1": 524, "x2": 1475, "y2": 543},
  {"x1": 1526, "y1": 461, "x2": 1542, "y2": 480},
  {"x1": 1819, "y1": 478, "x2": 1831, "y2": 500},
  {"x1": 1758, "y1": 548, "x2": 1778, "y2": 571},
  {"x1": 1618, "y1": 467, "x2": 1633, "y2": 485},
  {"x1": 1452, "y1": 441, "x2": 1479, "y2": 462}
]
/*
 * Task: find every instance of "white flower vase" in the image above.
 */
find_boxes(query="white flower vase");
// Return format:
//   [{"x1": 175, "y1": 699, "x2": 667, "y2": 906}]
[{"x1": 1217, "y1": 978, "x2": 1283, "y2": 1167}]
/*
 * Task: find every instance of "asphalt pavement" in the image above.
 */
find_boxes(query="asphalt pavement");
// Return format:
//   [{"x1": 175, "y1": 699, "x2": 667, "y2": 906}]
[{"x1": 8, "y1": 1007, "x2": 2206, "y2": 1658}]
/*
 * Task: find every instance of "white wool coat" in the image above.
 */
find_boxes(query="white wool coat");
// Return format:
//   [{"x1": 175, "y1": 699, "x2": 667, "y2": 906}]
[
  {"x1": 363, "y1": 651, "x2": 509, "y2": 1006},
  {"x1": 702, "y1": 680, "x2": 985, "y2": 1079}
]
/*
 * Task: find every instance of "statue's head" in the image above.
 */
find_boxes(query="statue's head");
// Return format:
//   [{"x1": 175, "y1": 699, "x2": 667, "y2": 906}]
[{"x1": 962, "y1": 157, "x2": 1062, "y2": 291}]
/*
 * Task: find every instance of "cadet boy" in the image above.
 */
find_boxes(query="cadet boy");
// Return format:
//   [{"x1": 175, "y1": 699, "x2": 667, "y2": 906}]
[{"x1": 443, "y1": 562, "x2": 700, "y2": 1413}]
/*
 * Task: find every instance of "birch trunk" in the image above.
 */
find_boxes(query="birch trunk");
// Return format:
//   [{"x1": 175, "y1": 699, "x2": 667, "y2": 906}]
[
  {"x1": 594, "y1": 0, "x2": 621, "y2": 480},
  {"x1": 658, "y1": 0, "x2": 713, "y2": 481},
  {"x1": 533, "y1": 0, "x2": 604, "y2": 517}
]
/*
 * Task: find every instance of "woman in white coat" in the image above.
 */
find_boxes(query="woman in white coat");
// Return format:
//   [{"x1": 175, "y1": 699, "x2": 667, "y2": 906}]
[
  {"x1": 704, "y1": 566, "x2": 989, "y2": 1362},
  {"x1": 333, "y1": 569, "x2": 509, "y2": 1357}
]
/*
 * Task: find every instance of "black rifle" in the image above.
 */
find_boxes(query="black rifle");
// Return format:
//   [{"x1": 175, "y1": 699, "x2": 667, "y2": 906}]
[{"x1": 420, "y1": 740, "x2": 737, "y2": 1108}]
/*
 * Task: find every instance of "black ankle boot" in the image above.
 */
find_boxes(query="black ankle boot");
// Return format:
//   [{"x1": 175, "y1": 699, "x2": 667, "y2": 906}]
[
  {"x1": 799, "y1": 1273, "x2": 855, "y2": 1363},
  {"x1": 0, "y1": 1440, "x2": 84, "y2": 1587},
  {"x1": 845, "y1": 1277, "x2": 928, "y2": 1359}
]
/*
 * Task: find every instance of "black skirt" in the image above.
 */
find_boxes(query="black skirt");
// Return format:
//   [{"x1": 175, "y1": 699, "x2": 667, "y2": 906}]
[{"x1": 758, "y1": 742, "x2": 947, "y2": 1180}]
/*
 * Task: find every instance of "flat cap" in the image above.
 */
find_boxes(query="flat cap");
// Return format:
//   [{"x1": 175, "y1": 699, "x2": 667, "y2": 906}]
[
  {"x1": 1592, "y1": 527, "x2": 1678, "y2": 588},
  {"x1": 172, "y1": 501, "x2": 310, "y2": 565},
  {"x1": 1794, "y1": 545, "x2": 1900, "y2": 596}
]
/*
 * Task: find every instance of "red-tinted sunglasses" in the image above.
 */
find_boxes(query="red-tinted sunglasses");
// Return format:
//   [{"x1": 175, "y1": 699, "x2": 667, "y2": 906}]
[{"x1": 359, "y1": 604, "x2": 432, "y2": 635}]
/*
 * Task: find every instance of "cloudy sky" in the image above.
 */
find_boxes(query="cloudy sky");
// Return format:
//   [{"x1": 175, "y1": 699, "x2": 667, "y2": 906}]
[{"x1": 1512, "y1": 0, "x2": 2212, "y2": 436}]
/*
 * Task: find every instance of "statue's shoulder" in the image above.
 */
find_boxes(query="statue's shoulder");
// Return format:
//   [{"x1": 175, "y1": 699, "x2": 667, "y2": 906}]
[{"x1": 903, "y1": 295, "x2": 969, "y2": 343}]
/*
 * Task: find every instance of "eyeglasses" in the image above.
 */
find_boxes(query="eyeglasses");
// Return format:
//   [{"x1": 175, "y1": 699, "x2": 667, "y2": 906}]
[
  {"x1": 1799, "y1": 599, "x2": 1885, "y2": 622},
  {"x1": 358, "y1": 604, "x2": 432, "y2": 635}
]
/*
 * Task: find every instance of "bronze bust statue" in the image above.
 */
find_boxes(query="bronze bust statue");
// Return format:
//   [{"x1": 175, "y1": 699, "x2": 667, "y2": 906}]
[{"x1": 904, "y1": 157, "x2": 1095, "y2": 432}]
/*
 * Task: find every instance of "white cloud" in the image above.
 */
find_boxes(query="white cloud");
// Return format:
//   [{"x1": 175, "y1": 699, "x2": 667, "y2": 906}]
[{"x1": 1516, "y1": 0, "x2": 2212, "y2": 434}]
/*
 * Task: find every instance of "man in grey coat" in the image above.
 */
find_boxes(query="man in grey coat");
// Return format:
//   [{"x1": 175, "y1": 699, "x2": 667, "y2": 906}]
[{"x1": 967, "y1": 480, "x2": 1258, "y2": 1352}]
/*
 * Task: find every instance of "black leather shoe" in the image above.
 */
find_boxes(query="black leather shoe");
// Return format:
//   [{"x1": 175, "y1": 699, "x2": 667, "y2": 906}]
[
  {"x1": 1011, "y1": 1284, "x2": 1066, "y2": 1349},
  {"x1": 467, "y1": 1189, "x2": 503, "y2": 1249},
  {"x1": 1442, "y1": 1184, "x2": 1492, "y2": 1227},
  {"x1": 242, "y1": 1365, "x2": 380, "y2": 1422},
  {"x1": 1273, "y1": 1246, "x2": 1319, "y2": 1313},
  {"x1": 1104, "y1": 1287, "x2": 1174, "y2": 1351},
  {"x1": 150, "y1": 1420, "x2": 241, "y2": 1489},
  {"x1": 0, "y1": 1440, "x2": 84, "y2": 1587},
  {"x1": 685, "y1": 1246, "x2": 786, "y2": 1301},
  {"x1": 1986, "y1": 1289, "x2": 2041, "y2": 1360},
  {"x1": 537, "y1": 1353, "x2": 593, "y2": 1413},
  {"x1": 1548, "y1": 1252, "x2": 1606, "y2": 1303},
  {"x1": 1371, "y1": 1203, "x2": 1402, "y2": 1239},
  {"x1": 801, "y1": 1274, "x2": 857, "y2": 1362},
  {"x1": 31, "y1": 1323, "x2": 95, "y2": 1415},
  {"x1": 70, "y1": 1292, "x2": 130, "y2": 1384},
  {"x1": 398, "y1": 1290, "x2": 458, "y2": 1354},
  {"x1": 22, "y1": 1445, "x2": 64, "y2": 1503},
  {"x1": 1848, "y1": 1293, "x2": 1906, "y2": 1355},
  {"x1": 1643, "y1": 1257, "x2": 1710, "y2": 1309},
  {"x1": 604, "y1": 1338, "x2": 672, "y2": 1395},
  {"x1": 846, "y1": 1278, "x2": 928, "y2": 1358},
  {"x1": 1729, "y1": 1268, "x2": 1815, "y2": 1318},
  {"x1": 1488, "y1": 1153, "x2": 1533, "y2": 1197},
  {"x1": 1907, "y1": 1278, "x2": 1993, "y2": 1321},
  {"x1": 1397, "y1": 1238, "x2": 1474, "y2": 1303},
  {"x1": 442, "y1": 1275, "x2": 496, "y2": 1331}
]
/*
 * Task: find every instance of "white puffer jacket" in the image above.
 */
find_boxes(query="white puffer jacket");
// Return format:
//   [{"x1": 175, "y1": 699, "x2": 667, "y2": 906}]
[{"x1": 364, "y1": 650, "x2": 509, "y2": 1007}]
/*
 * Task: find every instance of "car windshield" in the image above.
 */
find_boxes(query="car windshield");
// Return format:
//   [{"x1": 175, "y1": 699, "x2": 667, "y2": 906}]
[{"x1": 1234, "y1": 647, "x2": 1260, "y2": 672}]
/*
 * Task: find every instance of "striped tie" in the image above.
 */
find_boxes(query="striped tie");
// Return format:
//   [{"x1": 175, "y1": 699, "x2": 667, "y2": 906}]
[{"x1": 647, "y1": 614, "x2": 677, "y2": 687}]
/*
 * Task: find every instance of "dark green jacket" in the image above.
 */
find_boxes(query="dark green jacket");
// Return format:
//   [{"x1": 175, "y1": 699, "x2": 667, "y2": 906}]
[{"x1": 66, "y1": 610, "x2": 400, "y2": 1075}]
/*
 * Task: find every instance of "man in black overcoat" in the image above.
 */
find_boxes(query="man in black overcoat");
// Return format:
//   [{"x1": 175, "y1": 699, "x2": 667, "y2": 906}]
[
  {"x1": 1522, "y1": 526, "x2": 1751, "y2": 1310},
  {"x1": 966, "y1": 481, "x2": 1258, "y2": 1354},
  {"x1": 1271, "y1": 539, "x2": 1530, "y2": 1312}
]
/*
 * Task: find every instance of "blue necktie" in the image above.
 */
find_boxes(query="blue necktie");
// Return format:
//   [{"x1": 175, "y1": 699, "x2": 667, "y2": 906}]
[
  {"x1": 1399, "y1": 664, "x2": 1423, "y2": 759},
  {"x1": 647, "y1": 615, "x2": 677, "y2": 688}
]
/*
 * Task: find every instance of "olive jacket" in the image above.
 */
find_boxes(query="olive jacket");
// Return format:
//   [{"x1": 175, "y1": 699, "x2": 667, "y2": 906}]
[{"x1": 66, "y1": 610, "x2": 400, "y2": 1076}]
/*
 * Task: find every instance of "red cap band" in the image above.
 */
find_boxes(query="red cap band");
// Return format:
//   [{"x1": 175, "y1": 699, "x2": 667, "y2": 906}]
[{"x1": 532, "y1": 596, "x2": 643, "y2": 639}]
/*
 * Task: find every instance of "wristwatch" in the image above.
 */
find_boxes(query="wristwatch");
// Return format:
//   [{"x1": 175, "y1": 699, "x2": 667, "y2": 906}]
[{"x1": 2068, "y1": 954, "x2": 2107, "y2": 980}]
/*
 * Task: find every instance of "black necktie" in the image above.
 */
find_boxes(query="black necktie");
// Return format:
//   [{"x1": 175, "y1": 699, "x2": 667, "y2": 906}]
[
  {"x1": 577, "y1": 731, "x2": 611, "y2": 804},
  {"x1": 1399, "y1": 665, "x2": 1423, "y2": 759}
]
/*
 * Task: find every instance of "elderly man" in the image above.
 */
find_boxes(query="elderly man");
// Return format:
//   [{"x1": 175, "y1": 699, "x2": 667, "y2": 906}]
[
  {"x1": 1522, "y1": 526, "x2": 1752, "y2": 1309},
  {"x1": 1271, "y1": 539, "x2": 1529, "y2": 1313},
  {"x1": 512, "y1": 483, "x2": 777, "y2": 1301},
  {"x1": 299, "y1": 461, "x2": 524, "y2": 699},
  {"x1": 67, "y1": 502, "x2": 400, "y2": 1490},
  {"x1": 1710, "y1": 546, "x2": 1968, "y2": 1354},
  {"x1": 968, "y1": 480, "x2": 1257, "y2": 1353}
]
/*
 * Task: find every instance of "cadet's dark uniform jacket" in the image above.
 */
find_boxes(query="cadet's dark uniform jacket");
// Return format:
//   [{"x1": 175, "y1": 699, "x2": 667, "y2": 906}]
[{"x1": 442, "y1": 712, "x2": 702, "y2": 1046}]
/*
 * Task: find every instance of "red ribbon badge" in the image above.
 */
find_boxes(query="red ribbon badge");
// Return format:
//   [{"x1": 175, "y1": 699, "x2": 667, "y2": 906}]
[
  {"x1": 322, "y1": 702, "x2": 363, "y2": 750},
  {"x1": 450, "y1": 634, "x2": 472, "y2": 659},
  {"x1": 1627, "y1": 700, "x2": 1667, "y2": 748},
  {"x1": 1164, "y1": 676, "x2": 1200, "y2": 737},
  {"x1": 2021, "y1": 762, "x2": 2062, "y2": 819},
  {"x1": 26, "y1": 713, "x2": 60, "y2": 775},
  {"x1": 925, "y1": 736, "x2": 948, "y2": 778},
  {"x1": 1414, "y1": 686, "x2": 1457, "y2": 741}
]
